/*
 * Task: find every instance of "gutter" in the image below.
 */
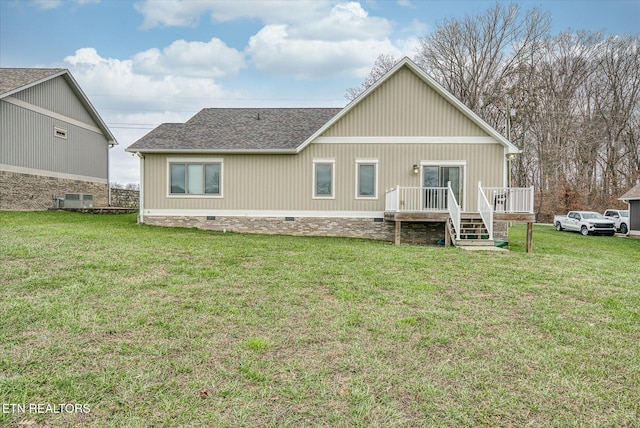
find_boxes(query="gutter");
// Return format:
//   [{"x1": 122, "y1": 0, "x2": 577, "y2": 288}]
[{"x1": 124, "y1": 148, "x2": 299, "y2": 155}]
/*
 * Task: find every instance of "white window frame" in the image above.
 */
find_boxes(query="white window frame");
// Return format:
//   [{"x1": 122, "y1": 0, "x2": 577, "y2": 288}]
[
  {"x1": 166, "y1": 157, "x2": 224, "y2": 199},
  {"x1": 312, "y1": 158, "x2": 335, "y2": 199},
  {"x1": 355, "y1": 159, "x2": 378, "y2": 200},
  {"x1": 420, "y1": 160, "x2": 467, "y2": 209}
]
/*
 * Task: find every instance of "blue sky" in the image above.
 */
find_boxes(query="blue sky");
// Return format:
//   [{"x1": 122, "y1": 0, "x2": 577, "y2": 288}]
[{"x1": 1, "y1": 0, "x2": 639, "y2": 184}]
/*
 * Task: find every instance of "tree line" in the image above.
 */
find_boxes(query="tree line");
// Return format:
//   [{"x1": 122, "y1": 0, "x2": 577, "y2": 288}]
[{"x1": 348, "y1": 3, "x2": 640, "y2": 221}]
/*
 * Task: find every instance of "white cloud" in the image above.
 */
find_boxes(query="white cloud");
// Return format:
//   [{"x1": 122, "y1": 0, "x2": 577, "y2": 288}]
[
  {"x1": 132, "y1": 38, "x2": 245, "y2": 78},
  {"x1": 30, "y1": 0, "x2": 100, "y2": 10},
  {"x1": 246, "y1": 24, "x2": 400, "y2": 79},
  {"x1": 134, "y1": 1, "x2": 403, "y2": 79},
  {"x1": 134, "y1": 0, "x2": 332, "y2": 28},
  {"x1": 63, "y1": 48, "x2": 246, "y2": 183},
  {"x1": 290, "y1": 2, "x2": 392, "y2": 41}
]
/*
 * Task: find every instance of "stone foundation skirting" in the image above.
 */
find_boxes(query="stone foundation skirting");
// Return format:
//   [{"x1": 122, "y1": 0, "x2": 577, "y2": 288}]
[
  {"x1": 142, "y1": 215, "x2": 449, "y2": 245},
  {"x1": 110, "y1": 188, "x2": 140, "y2": 208},
  {"x1": 0, "y1": 170, "x2": 108, "y2": 210}
]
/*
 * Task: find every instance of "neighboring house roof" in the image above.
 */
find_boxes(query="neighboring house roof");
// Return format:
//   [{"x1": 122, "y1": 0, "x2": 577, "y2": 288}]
[
  {"x1": 619, "y1": 183, "x2": 640, "y2": 201},
  {"x1": 127, "y1": 108, "x2": 342, "y2": 153},
  {"x1": 127, "y1": 57, "x2": 518, "y2": 154},
  {"x1": 0, "y1": 68, "x2": 117, "y2": 144}
]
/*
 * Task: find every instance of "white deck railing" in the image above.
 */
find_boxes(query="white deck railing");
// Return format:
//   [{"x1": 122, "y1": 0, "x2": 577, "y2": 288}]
[
  {"x1": 482, "y1": 186, "x2": 535, "y2": 213},
  {"x1": 477, "y1": 182, "x2": 494, "y2": 240},
  {"x1": 384, "y1": 186, "x2": 449, "y2": 212},
  {"x1": 447, "y1": 183, "x2": 461, "y2": 241}
]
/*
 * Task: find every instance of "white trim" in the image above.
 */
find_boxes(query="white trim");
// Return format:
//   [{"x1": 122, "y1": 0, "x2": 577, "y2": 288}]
[
  {"x1": 2, "y1": 96, "x2": 104, "y2": 135},
  {"x1": 126, "y1": 148, "x2": 297, "y2": 154},
  {"x1": 166, "y1": 157, "x2": 224, "y2": 163},
  {"x1": 315, "y1": 136, "x2": 498, "y2": 144},
  {"x1": 166, "y1": 158, "x2": 224, "y2": 199},
  {"x1": 295, "y1": 57, "x2": 520, "y2": 155},
  {"x1": 138, "y1": 154, "x2": 145, "y2": 222},
  {"x1": 312, "y1": 158, "x2": 336, "y2": 199},
  {"x1": 0, "y1": 163, "x2": 108, "y2": 184},
  {"x1": 54, "y1": 126, "x2": 68, "y2": 139},
  {"x1": 143, "y1": 209, "x2": 384, "y2": 218},
  {"x1": 419, "y1": 161, "x2": 467, "y2": 210},
  {"x1": 355, "y1": 159, "x2": 378, "y2": 200},
  {"x1": 420, "y1": 160, "x2": 467, "y2": 167}
]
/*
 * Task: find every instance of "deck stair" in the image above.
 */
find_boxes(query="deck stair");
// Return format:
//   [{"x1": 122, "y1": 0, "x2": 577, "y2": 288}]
[{"x1": 448, "y1": 214, "x2": 494, "y2": 247}]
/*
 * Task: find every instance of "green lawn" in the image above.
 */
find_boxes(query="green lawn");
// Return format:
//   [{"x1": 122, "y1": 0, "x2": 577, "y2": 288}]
[{"x1": 1, "y1": 211, "x2": 639, "y2": 427}]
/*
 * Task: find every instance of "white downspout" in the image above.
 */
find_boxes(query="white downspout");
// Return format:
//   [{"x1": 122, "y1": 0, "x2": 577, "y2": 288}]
[
  {"x1": 108, "y1": 142, "x2": 115, "y2": 206},
  {"x1": 137, "y1": 152, "x2": 144, "y2": 223}
]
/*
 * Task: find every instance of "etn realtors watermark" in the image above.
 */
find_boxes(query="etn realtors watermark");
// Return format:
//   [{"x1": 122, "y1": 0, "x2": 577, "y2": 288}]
[{"x1": 2, "y1": 403, "x2": 90, "y2": 414}]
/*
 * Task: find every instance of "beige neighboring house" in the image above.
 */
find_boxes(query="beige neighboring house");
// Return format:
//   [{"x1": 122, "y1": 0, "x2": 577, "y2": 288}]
[
  {"x1": 619, "y1": 184, "x2": 640, "y2": 238},
  {"x1": 127, "y1": 58, "x2": 535, "y2": 248},
  {"x1": 0, "y1": 68, "x2": 116, "y2": 210}
]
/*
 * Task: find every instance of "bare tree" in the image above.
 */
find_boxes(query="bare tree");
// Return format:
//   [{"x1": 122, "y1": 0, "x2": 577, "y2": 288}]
[
  {"x1": 414, "y1": 2, "x2": 550, "y2": 127},
  {"x1": 345, "y1": 54, "x2": 400, "y2": 101}
]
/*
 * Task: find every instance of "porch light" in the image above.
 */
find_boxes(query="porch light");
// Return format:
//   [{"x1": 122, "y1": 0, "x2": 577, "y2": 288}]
[
  {"x1": 412, "y1": 164, "x2": 419, "y2": 174},
  {"x1": 506, "y1": 153, "x2": 517, "y2": 160}
]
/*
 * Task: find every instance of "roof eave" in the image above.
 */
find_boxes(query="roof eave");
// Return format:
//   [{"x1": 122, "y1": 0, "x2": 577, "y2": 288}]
[
  {"x1": 61, "y1": 71, "x2": 118, "y2": 144},
  {"x1": 125, "y1": 148, "x2": 298, "y2": 155}
]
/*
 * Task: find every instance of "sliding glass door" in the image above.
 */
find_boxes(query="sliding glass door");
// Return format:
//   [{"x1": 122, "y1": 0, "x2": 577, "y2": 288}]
[{"x1": 423, "y1": 165, "x2": 463, "y2": 209}]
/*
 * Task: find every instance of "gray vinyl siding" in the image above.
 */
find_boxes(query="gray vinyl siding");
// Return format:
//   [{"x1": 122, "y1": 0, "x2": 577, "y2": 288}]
[
  {"x1": 323, "y1": 67, "x2": 488, "y2": 137},
  {"x1": 0, "y1": 100, "x2": 108, "y2": 179},
  {"x1": 10, "y1": 75, "x2": 99, "y2": 126},
  {"x1": 142, "y1": 142, "x2": 504, "y2": 212},
  {"x1": 631, "y1": 200, "x2": 640, "y2": 231}
]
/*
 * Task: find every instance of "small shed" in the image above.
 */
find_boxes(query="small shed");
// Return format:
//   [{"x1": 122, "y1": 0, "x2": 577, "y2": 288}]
[{"x1": 619, "y1": 184, "x2": 640, "y2": 238}]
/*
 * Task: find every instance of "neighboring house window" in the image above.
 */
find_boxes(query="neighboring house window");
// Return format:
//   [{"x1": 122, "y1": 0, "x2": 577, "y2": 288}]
[
  {"x1": 168, "y1": 158, "x2": 222, "y2": 197},
  {"x1": 356, "y1": 159, "x2": 378, "y2": 199},
  {"x1": 313, "y1": 159, "x2": 335, "y2": 199}
]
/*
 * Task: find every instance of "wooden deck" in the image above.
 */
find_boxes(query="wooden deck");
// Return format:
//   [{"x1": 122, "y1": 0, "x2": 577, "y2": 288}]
[{"x1": 384, "y1": 210, "x2": 535, "y2": 252}]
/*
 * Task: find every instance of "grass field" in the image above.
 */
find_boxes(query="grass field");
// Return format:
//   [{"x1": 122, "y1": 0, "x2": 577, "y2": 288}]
[{"x1": 1, "y1": 211, "x2": 639, "y2": 427}]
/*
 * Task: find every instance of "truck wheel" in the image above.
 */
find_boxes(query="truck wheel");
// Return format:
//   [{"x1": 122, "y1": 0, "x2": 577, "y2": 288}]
[
  {"x1": 580, "y1": 226, "x2": 589, "y2": 236},
  {"x1": 620, "y1": 223, "x2": 628, "y2": 235},
  {"x1": 555, "y1": 222, "x2": 563, "y2": 231}
]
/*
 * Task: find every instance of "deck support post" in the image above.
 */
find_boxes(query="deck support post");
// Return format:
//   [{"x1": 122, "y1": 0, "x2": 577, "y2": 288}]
[
  {"x1": 444, "y1": 221, "x2": 451, "y2": 247},
  {"x1": 395, "y1": 220, "x2": 401, "y2": 246},
  {"x1": 526, "y1": 222, "x2": 533, "y2": 253}
]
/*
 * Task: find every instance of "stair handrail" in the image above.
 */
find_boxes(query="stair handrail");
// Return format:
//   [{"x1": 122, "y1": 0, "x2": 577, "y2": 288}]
[
  {"x1": 477, "y1": 181, "x2": 494, "y2": 241},
  {"x1": 447, "y1": 181, "x2": 461, "y2": 241}
]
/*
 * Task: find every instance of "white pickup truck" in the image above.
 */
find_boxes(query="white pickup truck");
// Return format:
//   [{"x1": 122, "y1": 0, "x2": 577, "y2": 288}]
[
  {"x1": 554, "y1": 211, "x2": 616, "y2": 236},
  {"x1": 603, "y1": 209, "x2": 630, "y2": 234}
]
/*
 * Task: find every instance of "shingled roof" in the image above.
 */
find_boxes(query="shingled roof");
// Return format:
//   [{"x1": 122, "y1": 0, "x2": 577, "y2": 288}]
[
  {"x1": 0, "y1": 68, "x2": 66, "y2": 97},
  {"x1": 127, "y1": 108, "x2": 342, "y2": 152},
  {"x1": 619, "y1": 183, "x2": 640, "y2": 201}
]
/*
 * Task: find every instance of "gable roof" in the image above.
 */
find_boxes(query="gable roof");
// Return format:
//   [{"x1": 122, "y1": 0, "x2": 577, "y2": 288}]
[
  {"x1": 619, "y1": 183, "x2": 640, "y2": 201},
  {"x1": 127, "y1": 57, "x2": 518, "y2": 155},
  {"x1": 0, "y1": 68, "x2": 117, "y2": 144},
  {"x1": 296, "y1": 57, "x2": 519, "y2": 154},
  {"x1": 127, "y1": 108, "x2": 342, "y2": 153}
]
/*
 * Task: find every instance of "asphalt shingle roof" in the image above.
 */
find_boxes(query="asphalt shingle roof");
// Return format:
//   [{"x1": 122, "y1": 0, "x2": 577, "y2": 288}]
[
  {"x1": 0, "y1": 68, "x2": 65, "y2": 96},
  {"x1": 127, "y1": 108, "x2": 342, "y2": 152},
  {"x1": 620, "y1": 184, "x2": 640, "y2": 200}
]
